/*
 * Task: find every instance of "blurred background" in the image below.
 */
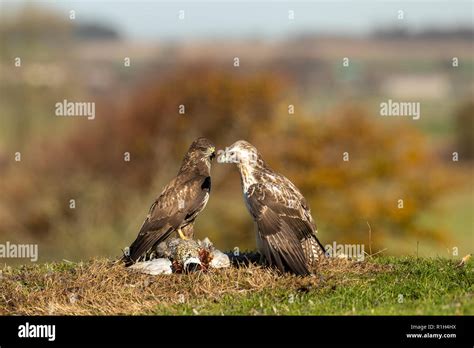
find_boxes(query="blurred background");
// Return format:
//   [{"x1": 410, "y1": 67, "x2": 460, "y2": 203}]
[{"x1": 0, "y1": 0, "x2": 472, "y2": 263}]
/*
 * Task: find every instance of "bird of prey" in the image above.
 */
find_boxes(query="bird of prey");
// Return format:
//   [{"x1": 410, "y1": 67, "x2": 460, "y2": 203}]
[
  {"x1": 123, "y1": 137, "x2": 216, "y2": 265},
  {"x1": 219, "y1": 140, "x2": 325, "y2": 276}
]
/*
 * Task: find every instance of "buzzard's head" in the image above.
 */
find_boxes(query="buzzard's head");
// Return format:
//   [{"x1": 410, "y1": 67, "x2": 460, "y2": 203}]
[
  {"x1": 189, "y1": 137, "x2": 216, "y2": 160},
  {"x1": 219, "y1": 140, "x2": 260, "y2": 168},
  {"x1": 180, "y1": 137, "x2": 216, "y2": 173}
]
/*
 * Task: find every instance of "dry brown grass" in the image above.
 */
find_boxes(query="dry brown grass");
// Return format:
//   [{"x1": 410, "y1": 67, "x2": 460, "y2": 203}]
[{"x1": 0, "y1": 257, "x2": 390, "y2": 315}]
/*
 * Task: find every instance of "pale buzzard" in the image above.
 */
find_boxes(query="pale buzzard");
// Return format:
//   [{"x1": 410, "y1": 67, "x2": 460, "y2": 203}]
[{"x1": 220, "y1": 140, "x2": 325, "y2": 276}]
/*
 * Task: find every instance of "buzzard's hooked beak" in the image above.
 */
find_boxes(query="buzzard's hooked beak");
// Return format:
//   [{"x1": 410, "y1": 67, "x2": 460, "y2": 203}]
[{"x1": 209, "y1": 147, "x2": 216, "y2": 160}]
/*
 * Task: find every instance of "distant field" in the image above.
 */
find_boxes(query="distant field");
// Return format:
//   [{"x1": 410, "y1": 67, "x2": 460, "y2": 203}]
[
  {"x1": 1, "y1": 256, "x2": 472, "y2": 315},
  {"x1": 384, "y1": 189, "x2": 473, "y2": 258}
]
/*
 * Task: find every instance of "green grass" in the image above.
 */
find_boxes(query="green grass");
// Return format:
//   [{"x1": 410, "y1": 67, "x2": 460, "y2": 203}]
[
  {"x1": 1, "y1": 256, "x2": 471, "y2": 315},
  {"x1": 154, "y1": 256, "x2": 474, "y2": 315}
]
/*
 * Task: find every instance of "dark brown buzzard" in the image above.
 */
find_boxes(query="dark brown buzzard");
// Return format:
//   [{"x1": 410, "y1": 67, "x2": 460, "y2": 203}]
[
  {"x1": 220, "y1": 140, "x2": 325, "y2": 276},
  {"x1": 123, "y1": 137, "x2": 215, "y2": 265}
]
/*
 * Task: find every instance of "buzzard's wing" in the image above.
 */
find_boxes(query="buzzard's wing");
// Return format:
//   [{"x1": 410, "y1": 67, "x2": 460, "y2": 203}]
[
  {"x1": 127, "y1": 175, "x2": 210, "y2": 262},
  {"x1": 279, "y1": 176, "x2": 326, "y2": 263},
  {"x1": 246, "y1": 183, "x2": 318, "y2": 276}
]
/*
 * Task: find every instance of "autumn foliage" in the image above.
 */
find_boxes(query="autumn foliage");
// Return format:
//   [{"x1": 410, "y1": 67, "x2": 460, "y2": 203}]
[{"x1": 0, "y1": 66, "x2": 457, "y2": 259}]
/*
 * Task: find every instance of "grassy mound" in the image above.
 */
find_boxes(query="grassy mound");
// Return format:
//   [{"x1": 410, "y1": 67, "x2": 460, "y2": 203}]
[{"x1": 0, "y1": 256, "x2": 472, "y2": 315}]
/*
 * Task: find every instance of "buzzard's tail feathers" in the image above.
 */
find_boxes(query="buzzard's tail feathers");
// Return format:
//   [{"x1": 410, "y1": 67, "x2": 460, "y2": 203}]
[
  {"x1": 263, "y1": 238, "x2": 312, "y2": 276},
  {"x1": 125, "y1": 227, "x2": 174, "y2": 266}
]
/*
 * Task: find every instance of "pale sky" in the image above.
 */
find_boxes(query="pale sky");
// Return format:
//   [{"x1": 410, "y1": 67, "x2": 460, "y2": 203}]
[{"x1": 1, "y1": 0, "x2": 473, "y2": 40}]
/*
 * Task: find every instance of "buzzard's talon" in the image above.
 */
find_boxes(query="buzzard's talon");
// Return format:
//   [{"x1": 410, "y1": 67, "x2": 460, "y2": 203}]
[{"x1": 178, "y1": 229, "x2": 189, "y2": 240}]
